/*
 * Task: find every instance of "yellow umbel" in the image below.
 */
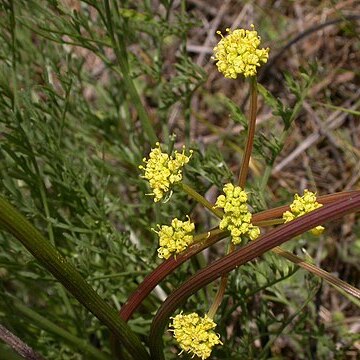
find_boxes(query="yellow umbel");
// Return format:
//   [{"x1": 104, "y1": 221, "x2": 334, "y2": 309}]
[
  {"x1": 283, "y1": 189, "x2": 324, "y2": 235},
  {"x1": 213, "y1": 24, "x2": 269, "y2": 79},
  {"x1": 154, "y1": 217, "x2": 195, "y2": 259},
  {"x1": 139, "y1": 143, "x2": 192, "y2": 202},
  {"x1": 215, "y1": 183, "x2": 260, "y2": 244},
  {"x1": 170, "y1": 312, "x2": 222, "y2": 359}
]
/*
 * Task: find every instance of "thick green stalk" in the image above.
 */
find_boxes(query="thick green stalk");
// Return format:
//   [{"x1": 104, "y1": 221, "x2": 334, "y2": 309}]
[
  {"x1": 0, "y1": 195, "x2": 149, "y2": 360},
  {"x1": 149, "y1": 194, "x2": 360, "y2": 359}
]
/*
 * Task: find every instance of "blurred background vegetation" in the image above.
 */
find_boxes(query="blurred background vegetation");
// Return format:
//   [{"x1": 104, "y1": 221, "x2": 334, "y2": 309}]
[{"x1": 0, "y1": 0, "x2": 359, "y2": 359}]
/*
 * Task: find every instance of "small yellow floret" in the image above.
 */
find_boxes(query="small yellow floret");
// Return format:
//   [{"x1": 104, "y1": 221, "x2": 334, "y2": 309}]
[
  {"x1": 170, "y1": 312, "x2": 222, "y2": 359},
  {"x1": 215, "y1": 183, "x2": 260, "y2": 244},
  {"x1": 154, "y1": 217, "x2": 195, "y2": 259},
  {"x1": 139, "y1": 142, "x2": 193, "y2": 202},
  {"x1": 283, "y1": 189, "x2": 324, "y2": 235},
  {"x1": 213, "y1": 24, "x2": 269, "y2": 79}
]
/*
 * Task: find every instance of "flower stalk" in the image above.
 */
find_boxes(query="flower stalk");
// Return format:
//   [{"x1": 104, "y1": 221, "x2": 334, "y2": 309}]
[
  {"x1": 149, "y1": 194, "x2": 360, "y2": 360},
  {"x1": 119, "y1": 191, "x2": 360, "y2": 323},
  {"x1": 207, "y1": 25, "x2": 266, "y2": 326},
  {"x1": 180, "y1": 182, "x2": 223, "y2": 218},
  {"x1": 208, "y1": 70, "x2": 259, "y2": 323},
  {"x1": 238, "y1": 76, "x2": 258, "y2": 187}
]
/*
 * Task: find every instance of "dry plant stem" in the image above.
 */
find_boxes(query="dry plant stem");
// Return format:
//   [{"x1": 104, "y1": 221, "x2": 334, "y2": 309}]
[
  {"x1": 207, "y1": 273, "x2": 229, "y2": 319},
  {"x1": 149, "y1": 193, "x2": 360, "y2": 360},
  {"x1": 0, "y1": 196, "x2": 149, "y2": 360},
  {"x1": 210, "y1": 77, "x2": 258, "y2": 319},
  {"x1": 0, "y1": 324, "x2": 45, "y2": 360},
  {"x1": 119, "y1": 191, "x2": 360, "y2": 322},
  {"x1": 271, "y1": 247, "x2": 360, "y2": 299}
]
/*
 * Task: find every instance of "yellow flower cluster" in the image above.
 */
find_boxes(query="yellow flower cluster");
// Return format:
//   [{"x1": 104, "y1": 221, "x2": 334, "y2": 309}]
[
  {"x1": 283, "y1": 189, "x2": 324, "y2": 235},
  {"x1": 215, "y1": 183, "x2": 260, "y2": 245},
  {"x1": 154, "y1": 217, "x2": 195, "y2": 259},
  {"x1": 170, "y1": 312, "x2": 222, "y2": 359},
  {"x1": 213, "y1": 24, "x2": 269, "y2": 79},
  {"x1": 139, "y1": 142, "x2": 192, "y2": 202}
]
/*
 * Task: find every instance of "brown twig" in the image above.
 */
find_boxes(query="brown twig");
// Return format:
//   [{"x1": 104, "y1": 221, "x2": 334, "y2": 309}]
[{"x1": 0, "y1": 324, "x2": 45, "y2": 360}]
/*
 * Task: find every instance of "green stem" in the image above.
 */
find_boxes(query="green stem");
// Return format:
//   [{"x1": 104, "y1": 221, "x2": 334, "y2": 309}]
[
  {"x1": 103, "y1": 0, "x2": 157, "y2": 146},
  {"x1": 259, "y1": 163, "x2": 272, "y2": 193},
  {"x1": 180, "y1": 183, "x2": 223, "y2": 218},
  {"x1": 184, "y1": 94, "x2": 192, "y2": 149},
  {"x1": 257, "y1": 283, "x2": 319, "y2": 359},
  {"x1": 259, "y1": 128, "x2": 288, "y2": 193},
  {"x1": 0, "y1": 195, "x2": 149, "y2": 360},
  {"x1": 207, "y1": 273, "x2": 228, "y2": 319},
  {"x1": 11, "y1": 299, "x2": 110, "y2": 360},
  {"x1": 257, "y1": 218, "x2": 284, "y2": 226},
  {"x1": 238, "y1": 77, "x2": 258, "y2": 188}
]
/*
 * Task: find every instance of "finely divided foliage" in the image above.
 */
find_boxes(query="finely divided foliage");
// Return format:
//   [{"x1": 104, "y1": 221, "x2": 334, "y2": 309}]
[{"x1": 0, "y1": 1, "x2": 359, "y2": 360}]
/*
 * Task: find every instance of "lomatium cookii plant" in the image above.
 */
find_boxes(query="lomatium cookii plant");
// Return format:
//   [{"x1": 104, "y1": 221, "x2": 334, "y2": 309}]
[{"x1": 1, "y1": 17, "x2": 360, "y2": 360}]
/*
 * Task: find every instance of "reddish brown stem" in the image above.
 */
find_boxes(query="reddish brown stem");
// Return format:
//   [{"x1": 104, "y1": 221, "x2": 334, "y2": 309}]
[
  {"x1": 209, "y1": 77, "x2": 258, "y2": 319},
  {"x1": 254, "y1": 190, "x2": 358, "y2": 222},
  {"x1": 149, "y1": 193, "x2": 360, "y2": 360},
  {"x1": 119, "y1": 228, "x2": 226, "y2": 322},
  {"x1": 118, "y1": 190, "x2": 359, "y2": 322},
  {"x1": 238, "y1": 77, "x2": 258, "y2": 187}
]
